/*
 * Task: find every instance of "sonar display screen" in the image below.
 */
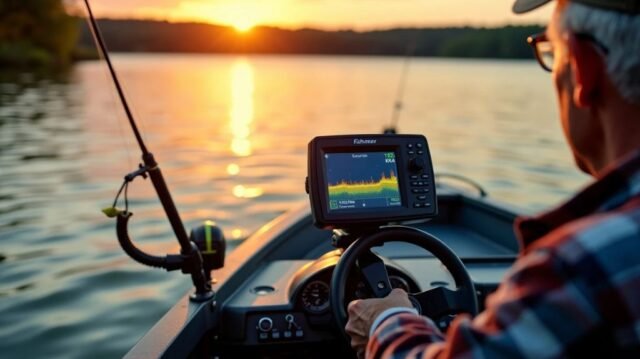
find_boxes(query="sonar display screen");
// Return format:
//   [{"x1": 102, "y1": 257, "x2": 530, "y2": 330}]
[{"x1": 325, "y1": 152, "x2": 402, "y2": 212}]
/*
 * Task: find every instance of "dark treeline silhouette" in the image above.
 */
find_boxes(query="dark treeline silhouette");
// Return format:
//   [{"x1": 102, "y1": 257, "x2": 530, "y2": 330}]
[
  {"x1": 0, "y1": 0, "x2": 78, "y2": 67},
  {"x1": 79, "y1": 19, "x2": 544, "y2": 59}
]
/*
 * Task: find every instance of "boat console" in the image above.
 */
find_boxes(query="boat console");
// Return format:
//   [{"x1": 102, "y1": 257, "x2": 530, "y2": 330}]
[{"x1": 121, "y1": 134, "x2": 522, "y2": 359}]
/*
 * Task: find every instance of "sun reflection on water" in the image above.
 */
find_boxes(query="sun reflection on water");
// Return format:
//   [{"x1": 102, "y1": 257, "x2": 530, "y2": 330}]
[{"x1": 230, "y1": 59, "x2": 254, "y2": 157}]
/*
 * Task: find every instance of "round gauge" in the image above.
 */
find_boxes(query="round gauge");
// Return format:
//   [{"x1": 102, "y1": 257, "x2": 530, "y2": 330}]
[
  {"x1": 389, "y1": 275, "x2": 411, "y2": 292},
  {"x1": 301, "y1": 280, "x2": 331, "y2": 313}
]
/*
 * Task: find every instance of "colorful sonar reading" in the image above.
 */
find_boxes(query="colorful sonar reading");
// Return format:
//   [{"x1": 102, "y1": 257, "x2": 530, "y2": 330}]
[
  {"x1": 325, "y1": 152, "x2": 402, "y2": 211},
  {"x1": 329, "y1": 172, "x2": 399, "y2": 199}
]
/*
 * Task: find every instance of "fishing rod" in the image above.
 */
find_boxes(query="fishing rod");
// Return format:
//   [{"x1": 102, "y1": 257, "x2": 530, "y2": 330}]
[
  {"x1": 384, "y1": 36, "x2": 418, "y2": 134},
  {"x1": 84, "y1": 0, "x2": 220, "y2": 301}
]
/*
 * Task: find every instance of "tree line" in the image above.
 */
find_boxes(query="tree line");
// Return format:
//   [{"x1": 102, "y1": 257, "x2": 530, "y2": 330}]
[
  {"x1": 0, "y1": 0, "x2": 78, "y2": 67},
  {"x1": 0, "y1": 0, "x2": 545, "y2": 68},
  {"x1": 79, "y1": 20, "x2": 544, "y2": 59}
]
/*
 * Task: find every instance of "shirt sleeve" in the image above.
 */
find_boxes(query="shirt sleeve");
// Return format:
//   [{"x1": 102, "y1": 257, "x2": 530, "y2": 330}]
[
  {"x1": 366, "y1": 249, "x2": 601, "y2": 359},
  {"x1": 369, "y1": 307, "x2": 420, "y2": 338}
]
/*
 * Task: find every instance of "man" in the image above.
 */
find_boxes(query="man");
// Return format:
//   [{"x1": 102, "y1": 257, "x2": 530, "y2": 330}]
[{"x1": 345, "y1": 0, "x2": 640, "y2": 358}]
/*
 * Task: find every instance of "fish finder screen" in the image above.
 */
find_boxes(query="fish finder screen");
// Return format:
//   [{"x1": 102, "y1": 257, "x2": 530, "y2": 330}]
[{"x1": 324, "y1": 152, "x2": 402, "y2": 212}]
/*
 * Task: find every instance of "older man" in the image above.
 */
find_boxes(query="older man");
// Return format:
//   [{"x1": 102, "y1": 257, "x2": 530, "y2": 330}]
[{"x1": 345, "y1": 0, "x2": 640, "y2": 358}]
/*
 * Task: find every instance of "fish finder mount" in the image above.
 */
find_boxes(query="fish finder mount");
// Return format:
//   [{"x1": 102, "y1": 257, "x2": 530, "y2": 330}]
[{"x1": 306, "y1": 134, "x2": 438, "y2": 233}]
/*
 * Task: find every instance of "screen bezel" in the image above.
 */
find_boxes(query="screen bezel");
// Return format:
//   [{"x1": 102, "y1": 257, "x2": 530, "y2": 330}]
[{"x1": 308, "y1": 134, "x2": 438, "y2": 229}]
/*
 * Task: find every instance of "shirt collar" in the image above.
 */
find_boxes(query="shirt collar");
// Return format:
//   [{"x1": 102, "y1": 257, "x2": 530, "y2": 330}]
[{"x1": 515, "y1": 149, "x2": 640, "y2": 251}]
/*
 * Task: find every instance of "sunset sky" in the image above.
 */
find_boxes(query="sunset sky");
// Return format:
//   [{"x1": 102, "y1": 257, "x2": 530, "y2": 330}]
[{"x1": 86, "y1": 0, "x2": 553, "y2": 31}]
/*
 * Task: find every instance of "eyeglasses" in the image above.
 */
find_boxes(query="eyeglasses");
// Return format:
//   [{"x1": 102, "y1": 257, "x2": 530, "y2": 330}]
[{"x1": 527, "y1": 32, "x2": 609, "y2": 72}]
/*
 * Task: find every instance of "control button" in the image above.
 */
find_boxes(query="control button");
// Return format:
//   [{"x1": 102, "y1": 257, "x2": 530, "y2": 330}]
[
  {"x1": 412, "y1": 189, "x2": 420, "y2": 194},
  {"x1": 409, "y1": 158, "x2": 426, "y2": 172},
  {"x1": 407, "y1": 144, "x2": 414, "y2": 149},
  {"x1": 408, "y1": 151, "x2": 415, "y2": 155},
  {"x1": 413, "y1": 203, "x2": 423, "y2": 208},
  {"x1": 416, "y1": 143, "x2": 423, "y2": 149},
  {"x1": 295, "y1": 329, "x2": 304, "y2": 338},
  {"x1": 425, "y1": 203, "x2": 432, "y2": 207},
  {"x1": 421, "y1": 174, "x2": 429, "y2": 179},
  {"x1": 259, "y1": 332, "x2": 269, "y2": 341},
  {"x1": 411, "y1": 181, "x2": 419, "y2": 186},
  {"x1": 418, "y1": 150, "x2": 424, "y2": 155},
  {"x1": 410, "y1": 175, "x2": 419, "y2": 180},
  {"x1": 418, "y1": 195, "x2": 427, "y2": 200},
  {"x1": 286, "y1": 314, "x2": 300, "y2": 331},
  {"x1": 305, "y1": 177, "x2": 310, "y2": 194},
  {"x1": 271, "y1": 330, "x2": 281, "y2": 340},
  {"x1": 417, "y1": 181, "x2": 424, "y2": 186},
  {"x1": 284, "y1": 330, "x2": 293, "y2": 338},
  {"x1": 257, "y1": 317, "x2": 273, "y2": 332}
]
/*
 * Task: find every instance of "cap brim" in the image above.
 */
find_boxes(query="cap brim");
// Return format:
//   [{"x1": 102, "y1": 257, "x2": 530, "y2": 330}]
[{"x1": 512, "y1": 0, "x2": 553, "y2": 14}]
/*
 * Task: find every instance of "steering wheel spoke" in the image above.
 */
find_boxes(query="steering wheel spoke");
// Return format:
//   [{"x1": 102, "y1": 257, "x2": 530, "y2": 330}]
[
  {"x1": 410, "y1": 286, "x2": 473, "y2": 318},
  {"x1": 357, "y1": 250, "x2": 392, "y2": 298}
]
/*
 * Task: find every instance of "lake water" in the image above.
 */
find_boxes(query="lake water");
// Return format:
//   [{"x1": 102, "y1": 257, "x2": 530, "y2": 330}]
[{"x1": 0, "y1": 54, "x2": 589, "y2": 358}]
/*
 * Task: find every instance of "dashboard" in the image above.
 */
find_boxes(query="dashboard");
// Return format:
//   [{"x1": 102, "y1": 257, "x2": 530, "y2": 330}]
[
  {"x1": 219, "y1": 248, "x2": 508, "y2": 355},
  {"x1": 290, "y1": 250, "x2": 422, "y2": 326}
]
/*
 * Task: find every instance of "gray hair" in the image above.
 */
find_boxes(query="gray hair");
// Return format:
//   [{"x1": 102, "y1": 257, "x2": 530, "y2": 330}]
[{"x1": 561, "y1": 3, "x2": 640, "y2": 104}]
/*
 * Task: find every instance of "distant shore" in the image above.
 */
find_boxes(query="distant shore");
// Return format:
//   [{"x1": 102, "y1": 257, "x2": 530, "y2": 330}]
[{"x1": 78, "y1": 19, "x2": 544, "y2": 60}]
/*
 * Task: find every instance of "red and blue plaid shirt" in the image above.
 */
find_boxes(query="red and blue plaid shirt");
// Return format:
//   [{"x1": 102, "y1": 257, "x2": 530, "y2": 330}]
[{"x1": 367, "y1": 149, "x2": 640, "y2": 358}]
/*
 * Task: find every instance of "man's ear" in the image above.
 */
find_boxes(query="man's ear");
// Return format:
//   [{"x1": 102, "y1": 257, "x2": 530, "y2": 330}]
[{"x1": 568, "y1": 33, "x2": 605, "y2": 108}]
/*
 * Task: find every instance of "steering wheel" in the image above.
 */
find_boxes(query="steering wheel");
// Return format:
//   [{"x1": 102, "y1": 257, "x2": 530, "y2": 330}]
[{"x1": 330, "y1": 225, "x2": 479, "y2": 340}]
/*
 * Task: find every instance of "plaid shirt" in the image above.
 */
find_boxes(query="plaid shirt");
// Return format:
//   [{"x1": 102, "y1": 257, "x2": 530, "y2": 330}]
[{"x1": 367, "y1": 149, "x2": 640, "y2": 359}]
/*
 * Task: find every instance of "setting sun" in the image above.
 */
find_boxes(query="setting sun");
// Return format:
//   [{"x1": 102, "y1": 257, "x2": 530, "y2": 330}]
[
  {"x1": 233, "y1": 21, "x2": 254, "y2": 33},
  {"x1": 169, "y1": 1, "x2": 268, "y2": 32}
]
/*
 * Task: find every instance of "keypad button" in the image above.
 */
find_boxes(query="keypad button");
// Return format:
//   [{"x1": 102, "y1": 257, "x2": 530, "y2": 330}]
[
  {"x1": 411, "y1": 181, "x2": 419, "y2": 186},
  {"x1": 410, "y1": 175, "x2": 419, "y2": 180},
  {"x1": 413, "y1": 203, "x2": 423, "y2": 208},
  {"x1": 418, "y1": 150, "x2": 424, "y2": 155},
  {"x1": 412, "y1": 189, "x2": 420, "y2": 193},
  {"x1": 421, "y1": 174, "x2": 429, "y2": 179},
  {"x1": 408, "y1": 151, "x2": 415, "y2": 155},
  {"x1": 418, "y1": 195, "x2": 427, "y2": 200},
  {"x1": 407, "y1": 144, "x2": 414, "y2": 149},
  {"x1": 417, "y1": 143, "x2": 423, "y2": 148}
]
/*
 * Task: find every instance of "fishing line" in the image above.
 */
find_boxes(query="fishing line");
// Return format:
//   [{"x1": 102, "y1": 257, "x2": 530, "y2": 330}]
[{"x1": 80, "y1": 9, "x2": 135, "y2": 170}]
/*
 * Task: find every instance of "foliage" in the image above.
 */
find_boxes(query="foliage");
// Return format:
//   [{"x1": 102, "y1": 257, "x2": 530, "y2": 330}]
[
  {"x1": 77, "y1": 20, "x2": 544, "y2": 59},
  {"x1": 0, "y1": 0, "x2": 79, "y2": 67}
]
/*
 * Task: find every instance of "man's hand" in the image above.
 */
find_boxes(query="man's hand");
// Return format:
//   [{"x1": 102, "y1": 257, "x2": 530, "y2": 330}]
[{"x1": 345, "y1": 288, "x2": 414, "y2": 357}]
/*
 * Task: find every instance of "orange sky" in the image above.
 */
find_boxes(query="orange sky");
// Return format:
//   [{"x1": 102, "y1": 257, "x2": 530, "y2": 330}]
[{"x1": 86, "y1": 0, "x2": 553, "y2": 31}]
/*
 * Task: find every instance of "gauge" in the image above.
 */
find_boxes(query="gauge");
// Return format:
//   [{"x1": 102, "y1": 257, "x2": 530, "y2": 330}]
[
  {"x1": 301, "y1": 280, "x2": 330, "y2": 314},
  {"x1": 389, "y1": 275, "x2": 410, "y2": 292}
]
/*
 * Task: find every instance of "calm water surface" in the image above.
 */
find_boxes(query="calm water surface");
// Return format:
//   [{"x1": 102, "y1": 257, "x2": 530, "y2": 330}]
[{"x1": 0, "y1": 54, "x2": 589, "y2": 358}]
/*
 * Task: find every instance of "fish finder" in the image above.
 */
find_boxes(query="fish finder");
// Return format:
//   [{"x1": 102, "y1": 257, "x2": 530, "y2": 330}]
[{"x1": 306, "y1": 134, "x2": 437, "y2": 229}]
